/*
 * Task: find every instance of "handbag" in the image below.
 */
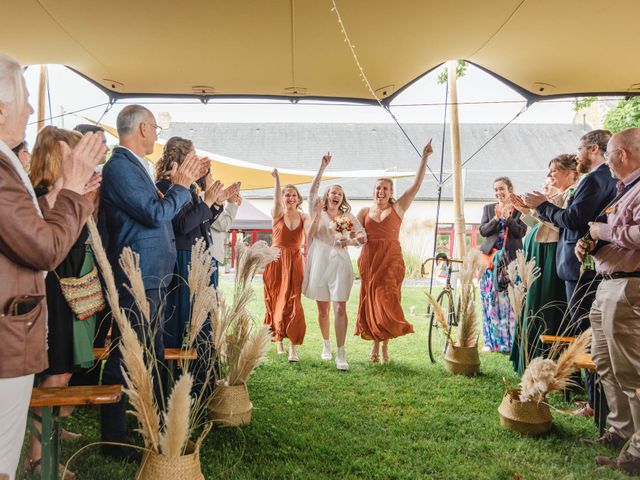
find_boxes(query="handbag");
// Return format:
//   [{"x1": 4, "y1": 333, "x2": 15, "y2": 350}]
[
  {"x1": 494, "y1": 227, "x2": 511, "y2": 293},
  {"x1": 57, "y1": 245, "x2": 106, "y2": 320}
]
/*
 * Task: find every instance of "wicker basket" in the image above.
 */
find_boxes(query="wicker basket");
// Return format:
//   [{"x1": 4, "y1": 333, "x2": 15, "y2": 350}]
[
  {"x1": 208, "y1": 383, "x2": 253, "y2": 427},
  {"x1": 444, "y1": 345, "x2": 480, "y2": 376},
  {"x1": 498, "y1": 389, "x2": 552, "y2": 436},
  {"x1": 136, "y1": 442, "x2": 204, "y2": 480}
]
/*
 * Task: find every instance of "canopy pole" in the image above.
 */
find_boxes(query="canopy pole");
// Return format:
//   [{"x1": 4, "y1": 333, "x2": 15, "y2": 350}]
[
  {"x1": 447, "y1": 60, "x2": 467, "y2": 259},
  {"x1": 37, "y1": 65, "x2": 48, "y2": 128}
]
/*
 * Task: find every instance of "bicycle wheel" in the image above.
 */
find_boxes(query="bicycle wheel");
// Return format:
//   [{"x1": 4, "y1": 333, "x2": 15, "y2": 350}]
[{"x1": 428, "y1": 288, "x2": 456, "y2": 363}]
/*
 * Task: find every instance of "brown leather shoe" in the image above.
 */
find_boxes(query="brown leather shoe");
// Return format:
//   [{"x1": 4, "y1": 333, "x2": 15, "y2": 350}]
[
  {"x1": 596, "y1": 452, "x2": 640, "y2": 475},
  {"x1": 583, "y1": 431, "x2": 627, "y2": 450}
]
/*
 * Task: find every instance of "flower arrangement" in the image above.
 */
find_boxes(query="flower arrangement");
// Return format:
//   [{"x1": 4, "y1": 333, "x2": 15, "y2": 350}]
[{"x1": 331, "y1": 215, "x2": 353, "y2": 240}]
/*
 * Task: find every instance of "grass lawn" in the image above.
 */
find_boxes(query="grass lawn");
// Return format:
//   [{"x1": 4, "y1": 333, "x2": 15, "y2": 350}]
[{"x1": 21, "y1": 285, "x2": 626, "y2": 479}]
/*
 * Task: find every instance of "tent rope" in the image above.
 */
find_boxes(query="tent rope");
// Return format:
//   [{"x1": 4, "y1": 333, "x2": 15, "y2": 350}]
[
  {"x1": 27, "y1": 102, "x2": 110, "y2": 126},
  {"x1": 329, "y1": 0, "x2": 440, "y2": 183}
]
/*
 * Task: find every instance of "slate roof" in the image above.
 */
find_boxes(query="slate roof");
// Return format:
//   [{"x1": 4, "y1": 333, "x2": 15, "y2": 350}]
[{"x1": 160, "y1": 122, "x2": 590, "y2": 201}]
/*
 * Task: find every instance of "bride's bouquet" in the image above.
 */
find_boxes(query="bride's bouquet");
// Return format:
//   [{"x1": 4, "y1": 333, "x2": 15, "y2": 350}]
[{"x1": 331, "y1": 215, "x2": 354, "y2": 242}]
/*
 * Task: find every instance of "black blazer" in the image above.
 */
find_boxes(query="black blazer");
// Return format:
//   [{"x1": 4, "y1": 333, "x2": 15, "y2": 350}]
[
  {"x1": 536, "y1": 163, "x2": 617, "y2": 282},
  {"x1": 479, "y1": 203, "x2": 527, "y2": 261},
  {"x1": 156, "y1": 180, "x2": 223, "y2": 251}
]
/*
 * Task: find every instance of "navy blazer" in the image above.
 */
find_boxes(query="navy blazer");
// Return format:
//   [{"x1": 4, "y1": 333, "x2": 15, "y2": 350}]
[
  {"x1": 536, "y1": 163, "x2": 617, "y2": 282},
  {"x1": 99, "y1": 147, "x2": 191, "y2": 290},
  {"x1": 479, "y1": 203, "x2": 527, "y2": 261},
  {"x1": 156, "y1": 179, "x2": 223, "y2": 251}
]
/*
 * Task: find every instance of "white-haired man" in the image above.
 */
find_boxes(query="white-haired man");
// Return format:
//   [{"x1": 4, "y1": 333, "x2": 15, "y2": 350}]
[{"x1": 578, "y1": 127, "x2": 640, "y2": 475}]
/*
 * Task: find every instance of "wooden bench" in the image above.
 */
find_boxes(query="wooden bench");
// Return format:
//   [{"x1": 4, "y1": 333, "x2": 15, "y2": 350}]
[
  {"x1": 94, "y1": 347, "x2": 198, "y2": 386},
  {"x1": 93, "y1": 347, "x2": 197, "y2": 364},
  {"x1": 539, "y1": 335, "x2": 576, "y2": 344},
  {"x1": 29, "y1": 385, "x2": 122, "y2": 480}
]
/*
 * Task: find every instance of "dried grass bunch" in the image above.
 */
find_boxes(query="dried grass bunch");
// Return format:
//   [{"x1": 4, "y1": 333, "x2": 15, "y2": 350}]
[
  {"x1": 456, "y1": 249, "x2": 484, "y2": 347},
  {"x1": 87, "y1": 219, "x2": 277, "y2": 457},
  {"x1": 214, "y1": 241, "x2": 279, "y2": 387},
  {"x1": 507, "y1": 250, "x2": 541, "y2": 367},
  {"x1": 519, "y1": 328, "x2": 592, "y2": 402},
  {"x1": 424, "y1": 249, "x2": 484, "y2": 348}
]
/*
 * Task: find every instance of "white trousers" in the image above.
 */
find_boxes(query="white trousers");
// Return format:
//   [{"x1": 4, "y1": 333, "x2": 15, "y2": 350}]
[{"x1": 0, "y1": 374, "x2": 33, "y2": 480}]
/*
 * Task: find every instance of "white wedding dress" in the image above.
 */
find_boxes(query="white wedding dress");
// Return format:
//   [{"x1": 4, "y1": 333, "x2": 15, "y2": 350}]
[{"x1": 302, "y1": 193, "x2": 365, "y2": 302}]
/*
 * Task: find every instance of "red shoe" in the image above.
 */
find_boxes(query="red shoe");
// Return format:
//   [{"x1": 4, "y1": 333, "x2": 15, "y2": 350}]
[{"x1": 572, "y1": 401, "x2": 594, "y2": 417}]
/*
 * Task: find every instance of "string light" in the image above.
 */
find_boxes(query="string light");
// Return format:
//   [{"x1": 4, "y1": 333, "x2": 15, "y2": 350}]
[{"x1": 329, "y1": 0, "x2": 440, "y2": 182}]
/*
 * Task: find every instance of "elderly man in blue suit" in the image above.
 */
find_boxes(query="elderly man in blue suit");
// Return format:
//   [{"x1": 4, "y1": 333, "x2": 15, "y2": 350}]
[
  {"x1": 524, "y1": 129, "x2": 617, "y2": 419},
  {"x1": 99, "y1": 105, "x2": 204, "y2": 461}
]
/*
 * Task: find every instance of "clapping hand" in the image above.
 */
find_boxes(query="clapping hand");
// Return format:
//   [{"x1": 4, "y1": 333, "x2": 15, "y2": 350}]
[
  {"x1": 60, "y1": 132, "x2": 108, "y2": 195},
  {"x1": 510, "y1": 193, "x2": 530, "y2": 214},
  {"x1": 170, "y1": 152, "x2": 201, "y2": 188},
  {"x1": 522, "y1": 191, "x2": 547, "y2": 209},
  {"x1": 204, "y1": 177, "x2": 223, "y2": 207},
  {"x1": 216, "y1": 182, "x2": 241, "y2": 204}
]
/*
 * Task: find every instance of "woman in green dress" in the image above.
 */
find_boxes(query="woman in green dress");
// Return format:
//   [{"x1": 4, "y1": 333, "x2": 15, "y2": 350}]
[{"x1": 510, "y1": 153, "x2": 579, "y2": 374}]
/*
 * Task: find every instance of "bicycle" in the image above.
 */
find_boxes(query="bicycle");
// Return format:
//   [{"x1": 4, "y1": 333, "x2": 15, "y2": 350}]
[{"x1": 421, "y1": 253, "x2": 463, "y2": 364}]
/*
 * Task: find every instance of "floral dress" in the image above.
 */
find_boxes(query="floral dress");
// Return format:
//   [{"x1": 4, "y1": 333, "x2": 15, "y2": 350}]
[{"x1": 480, "y1": 219, "x2": 515, "y2": 352}]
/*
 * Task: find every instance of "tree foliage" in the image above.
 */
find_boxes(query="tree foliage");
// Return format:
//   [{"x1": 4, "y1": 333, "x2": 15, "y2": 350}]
[
  {"x1": 436, "y1": 60, "x2": 468, "y2": 85},
  {"x1": 603, "y1": 96, "x2": 640, "y2": 132},
  {"x1": 571, "y1": 96, "x2": 597, "y2": 112}
]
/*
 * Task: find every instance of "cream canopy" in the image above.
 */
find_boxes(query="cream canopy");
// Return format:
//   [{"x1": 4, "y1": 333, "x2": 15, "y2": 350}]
[{"x1": 5, "y1": 0, "x2": 639, "y2": 103}]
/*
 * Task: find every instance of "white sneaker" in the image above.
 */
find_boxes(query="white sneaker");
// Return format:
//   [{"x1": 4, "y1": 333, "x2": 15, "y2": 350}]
[
  {"x1": 321, "y1": 340, "x2": 332, "y2": 361},
  {"x1": 335, "y1": 346, "x2": 349, "y2": 371}
]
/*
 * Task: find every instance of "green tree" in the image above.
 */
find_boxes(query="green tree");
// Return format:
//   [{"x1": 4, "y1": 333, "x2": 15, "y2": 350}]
[
  {"x1": 436, "y1": 60, "x2": 468, "y2": 85},
  {"x1": 603, "y1": 96, "x2": 640, "y2": 132}
]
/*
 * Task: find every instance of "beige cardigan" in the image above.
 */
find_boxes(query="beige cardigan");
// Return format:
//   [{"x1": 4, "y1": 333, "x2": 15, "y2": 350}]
[{"x1": 529, "y1": 185, "x2": 576, "y2": 243}]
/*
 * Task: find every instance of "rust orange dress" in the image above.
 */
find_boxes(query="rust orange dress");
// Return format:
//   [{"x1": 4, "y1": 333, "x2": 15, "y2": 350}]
[
  {"x1": 263, "y1": 216, "x2": 306, "y2": 345},
  {"x1": 355, "y1": 208, "x2": 414, "y2": 341}
]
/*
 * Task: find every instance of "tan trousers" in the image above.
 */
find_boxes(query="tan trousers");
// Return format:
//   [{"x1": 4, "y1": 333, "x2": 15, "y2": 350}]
[
  {"x1": 591, "y1": 278, "x2": 640, "y2": 457},
  {"x1": 0, "y1": 374, "x2": 34, "y2": 480}
]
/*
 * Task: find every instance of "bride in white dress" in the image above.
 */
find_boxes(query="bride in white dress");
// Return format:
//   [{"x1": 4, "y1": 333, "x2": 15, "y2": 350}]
[{"x1": 303, "y1": 154, "x2": 366, "y2": 370}]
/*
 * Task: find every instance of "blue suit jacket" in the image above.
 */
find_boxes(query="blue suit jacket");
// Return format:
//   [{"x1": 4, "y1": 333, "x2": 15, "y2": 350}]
[
  {"x1": 536, "y1": 163, "x2": 617, "y2": 282},
  {"x1": 99, "y1": 147, "x2": 191, "y2": 290}
]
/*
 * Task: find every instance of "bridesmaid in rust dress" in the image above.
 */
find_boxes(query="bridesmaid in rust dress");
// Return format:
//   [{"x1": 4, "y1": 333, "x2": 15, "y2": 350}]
[
  {"x1": 263, "y1": 168, "x2": 311, "y2": 362},
  {"x1": 355, "y1": 140, "x2": 433, "y2": 363}
]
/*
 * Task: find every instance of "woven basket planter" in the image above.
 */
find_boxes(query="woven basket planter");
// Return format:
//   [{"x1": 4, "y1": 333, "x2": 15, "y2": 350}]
[
  {"x1": 208, "y1": 383, "x2": 253, "y2": 427},
  {"x1": 137, "y1": 442, "x2": 204, "y2": 480},
  {"x1": 444, "y1": 345, "x2": 480, "y2": 376},
  {"x1": 498, "y1": 389, "x2": 552, "y2": 436}
]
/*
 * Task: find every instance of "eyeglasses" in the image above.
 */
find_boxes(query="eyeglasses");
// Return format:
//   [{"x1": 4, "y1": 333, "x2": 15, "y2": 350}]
[
  {"x1": 143, "y1": 122, "x2": 163, "y2": 135},
  {"x1": 604, "y1": 147, "x2": 621, "y2": 160}
]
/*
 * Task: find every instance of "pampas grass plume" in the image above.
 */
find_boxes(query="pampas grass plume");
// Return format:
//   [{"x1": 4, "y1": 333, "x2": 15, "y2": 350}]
[
  {"x1": 519, "y1": 357, "x2": 557, "y2": 403},
  {"x1": 160, "y1": 373, "x2": 193, "y2": 457}
]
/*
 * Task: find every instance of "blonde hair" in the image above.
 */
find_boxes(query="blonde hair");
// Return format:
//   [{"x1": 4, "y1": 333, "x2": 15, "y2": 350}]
[
  {"x1": 29, "y1": 126, "x2": 82, "y2": 190},
  {"x1": 375, "y1": 177, "x2": 396, "y2": 204},
  {"x1": 282, "y1": 184, "x2": 304, "y2": 211},
  {"x1": 322, "y1": 185, "x2": 352, "y2": 213}
]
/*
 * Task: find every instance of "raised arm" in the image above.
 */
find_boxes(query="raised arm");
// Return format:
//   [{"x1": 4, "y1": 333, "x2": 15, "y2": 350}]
[
  {"x1": 271, "y1": 168, "x2": 283, "y2": 222},
  {"x1": 396, "y1": 139, "x2": 433, "y2": 215},
  {"x1": 305, "y1": 197, "x2": 323, "y2": 240},
  {"x1": 309, "y1": 153, "x2": 331, "y2": 200}
]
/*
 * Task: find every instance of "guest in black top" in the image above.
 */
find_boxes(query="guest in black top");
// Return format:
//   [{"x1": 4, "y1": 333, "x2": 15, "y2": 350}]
[{"x1": 156, "y1": 137, "x2": 239, "y2": 390}]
